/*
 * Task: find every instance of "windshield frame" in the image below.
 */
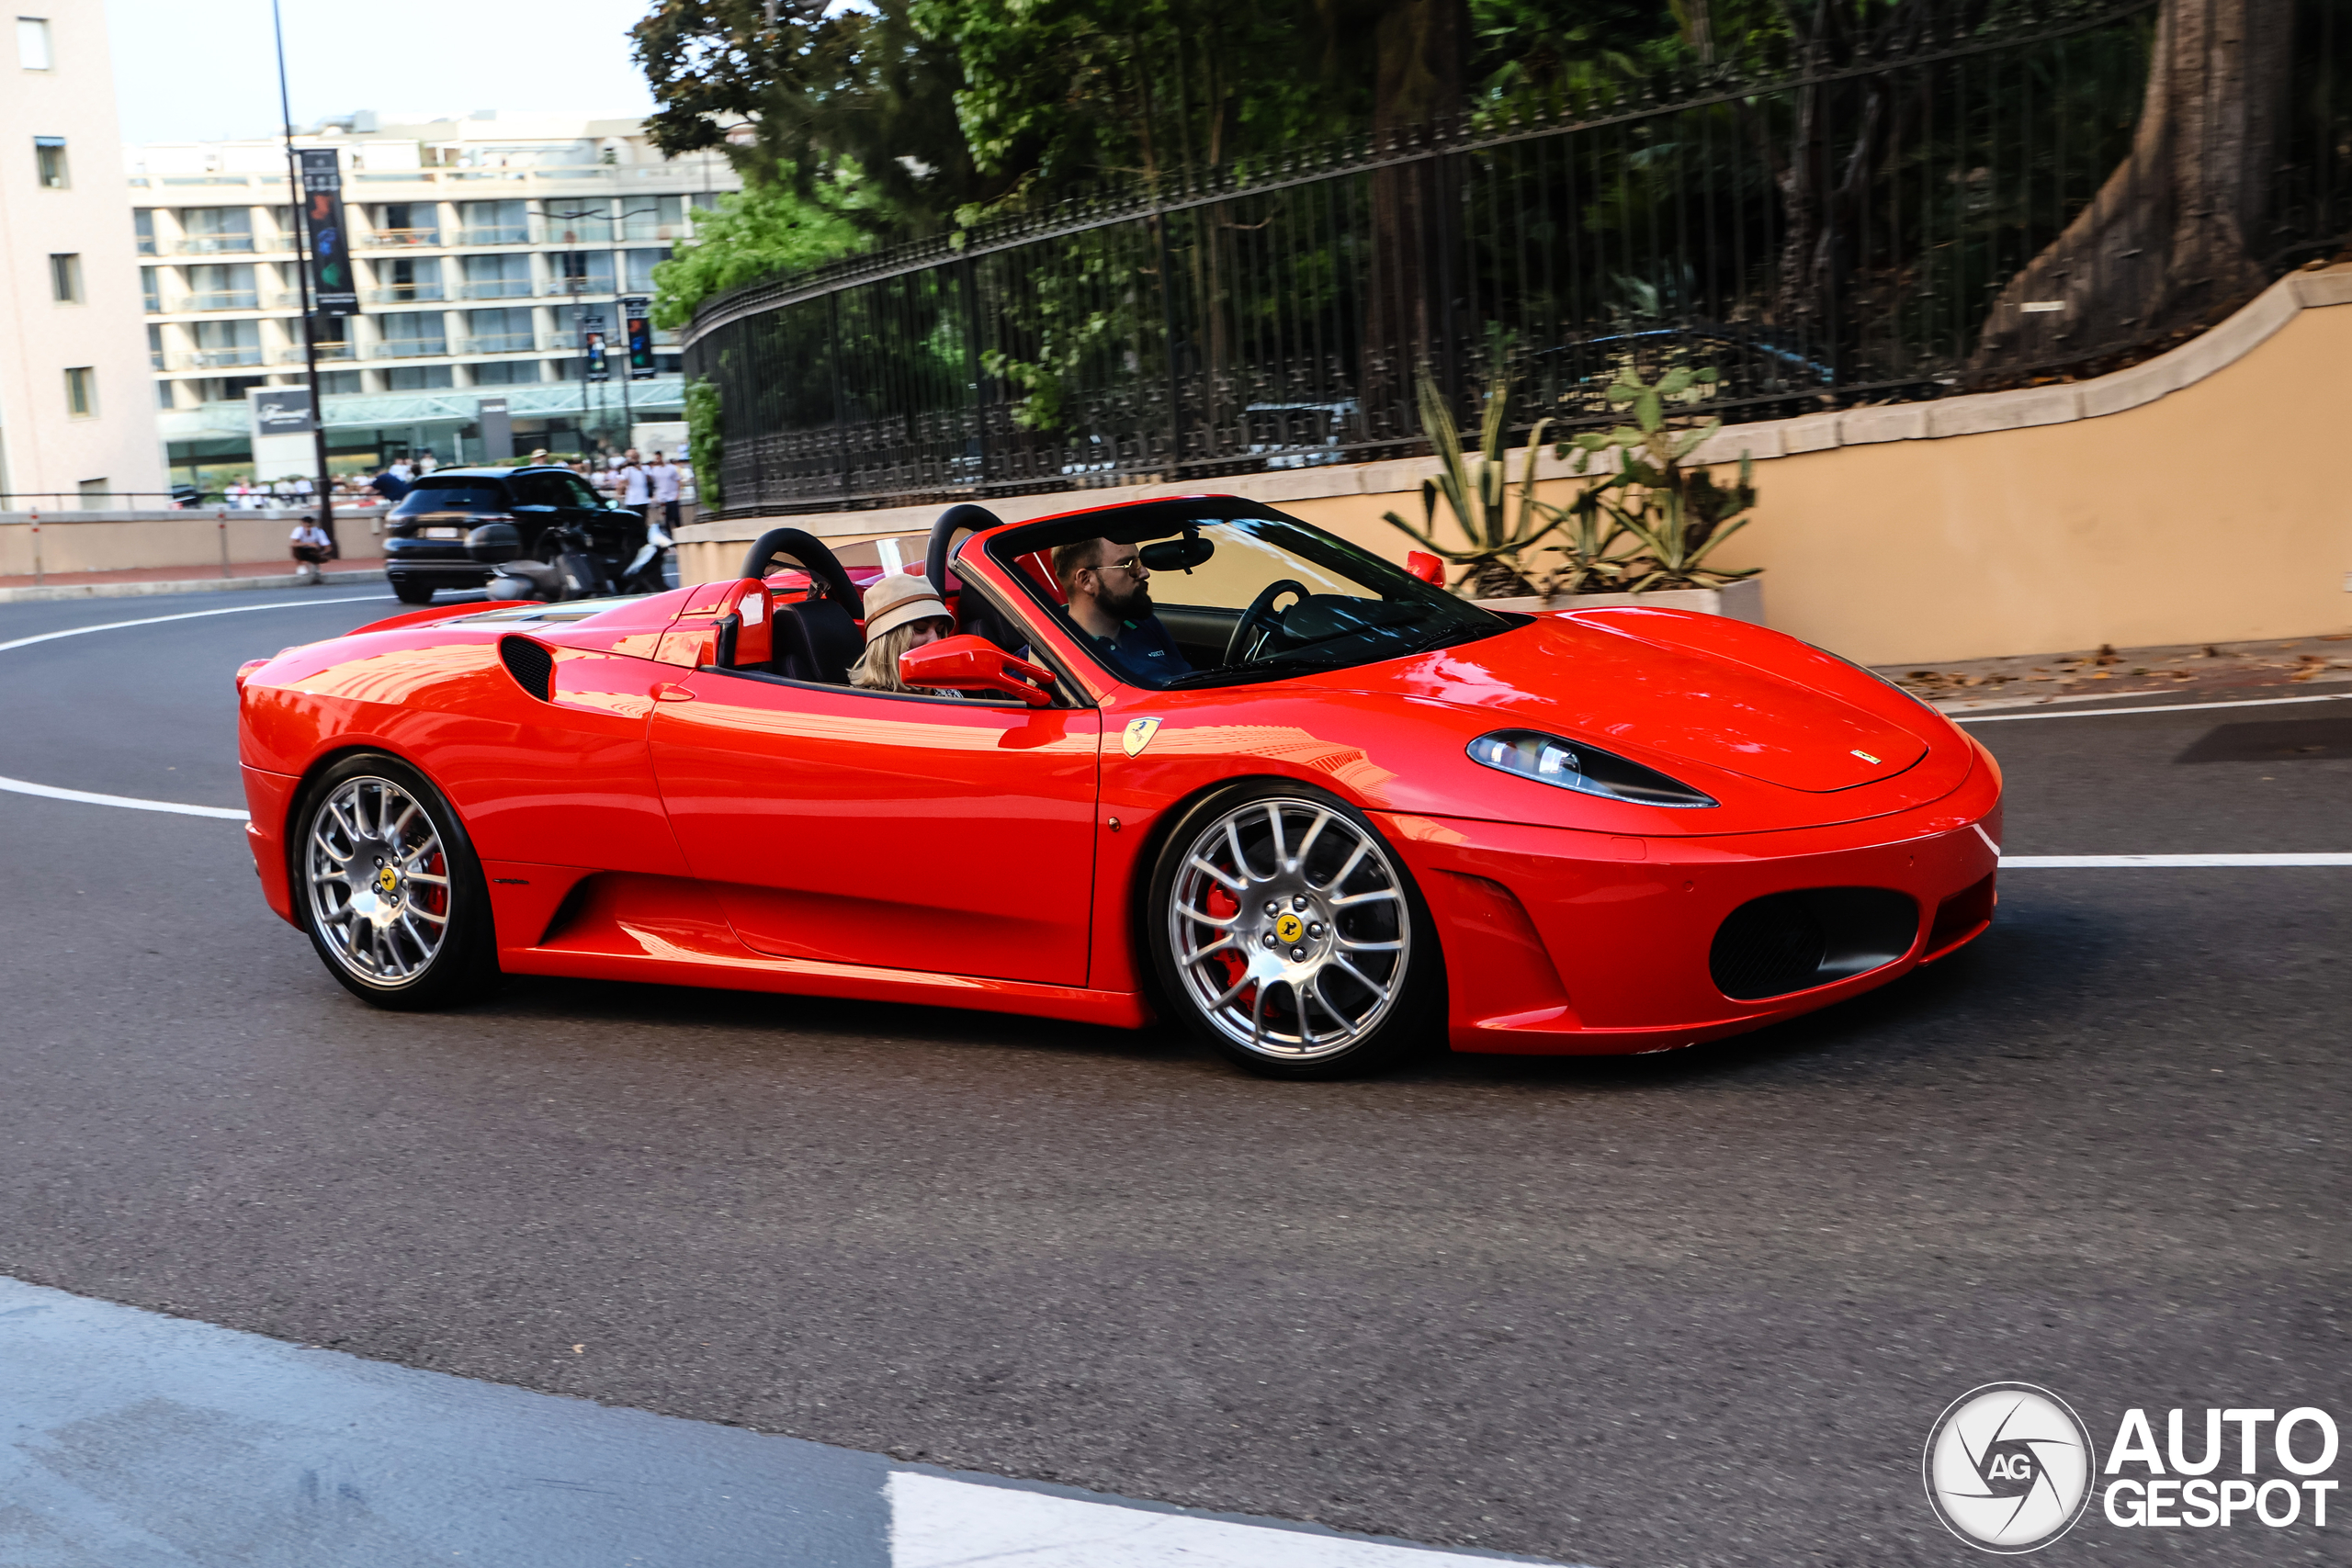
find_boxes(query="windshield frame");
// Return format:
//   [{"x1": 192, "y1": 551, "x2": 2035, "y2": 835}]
[{"x1": 982, "y1": 498, "x2": 1513, "y2": 691}]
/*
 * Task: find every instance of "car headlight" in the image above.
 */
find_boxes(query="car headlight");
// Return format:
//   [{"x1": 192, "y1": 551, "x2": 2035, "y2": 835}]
[{"x1": 1467, "y1": 730, "x2": 1718, "y2": 808}]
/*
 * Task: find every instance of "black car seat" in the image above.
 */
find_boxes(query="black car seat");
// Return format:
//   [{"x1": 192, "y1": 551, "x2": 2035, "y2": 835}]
[
  {"x1": 923, "y1": 504, "x2": 1024, "y2": 652},
  {"x1": 740, "y1": 528, "x2": 863, "y2": 683}
]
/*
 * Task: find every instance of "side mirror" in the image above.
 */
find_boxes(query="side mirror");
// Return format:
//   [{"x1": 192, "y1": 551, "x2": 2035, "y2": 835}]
[
  {"x1": 710, "y1": 576, "x2": 772, "y2": 669},
  {"x1": 1406, "y1": 550, "x2": 1446, "y2": 587},
  {"x1": 899, "y1": 634, "x2": 1057, "y2": 707}
]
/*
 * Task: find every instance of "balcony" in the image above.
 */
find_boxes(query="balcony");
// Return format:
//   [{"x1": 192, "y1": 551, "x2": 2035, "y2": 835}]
[
  {"x1": 184, "y1": 290, "x2": 259, "y2": 311},
  {"x1": 456, "y1": 278, "x2": 534, "y2": 299},
  {"x1": 364, "y1": 285, "x2": 446, "y2": 303},
  {"x1": 457, "y1": 333, "x2": 540, "y2": 355},
  {"x1": 455, "y1": 225, "x2": 531, "y2": 245},
  {"x1": 165, "y1": 235, "x2": 257, "y2": 255},
  {"x1": 160, "y1": 347, "x2": 265, "y2": 369},
  {"x1": 367, "y1": 338, "x2": 450, "y2": 360},
  {"x1": 362, "y1": 228, "x2": 441, "y2": 249}
]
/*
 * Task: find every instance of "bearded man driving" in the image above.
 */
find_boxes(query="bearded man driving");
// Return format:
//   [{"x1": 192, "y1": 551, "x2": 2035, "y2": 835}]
[{"x1": 1053, "y1": 536, "x2": 1193, "y2": 682}]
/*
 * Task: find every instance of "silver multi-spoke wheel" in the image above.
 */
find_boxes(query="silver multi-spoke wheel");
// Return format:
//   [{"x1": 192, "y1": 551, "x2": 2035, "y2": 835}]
[
  {"x1": 305, "y1": 775, "x2": 453, "y2": 987},
  {"x1": 1169, "y1": 796, "x2": 1411, "y2": 1062}
]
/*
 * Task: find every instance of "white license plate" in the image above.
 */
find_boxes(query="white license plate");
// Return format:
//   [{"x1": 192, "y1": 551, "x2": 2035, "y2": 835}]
[{"x1": 422, "y1": 526, "x2": 463, "y2": 539}]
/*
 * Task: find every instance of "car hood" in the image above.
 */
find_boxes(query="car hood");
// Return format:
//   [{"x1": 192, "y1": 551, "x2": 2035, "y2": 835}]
[{"x1": 1318, "y1": 605, "x2": 1939, "y2": 795}]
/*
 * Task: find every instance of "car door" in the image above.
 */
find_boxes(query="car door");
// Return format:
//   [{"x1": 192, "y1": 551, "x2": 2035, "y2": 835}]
[{"x1": 647, "y1": 671, "x2": 1102, "y2": 987}]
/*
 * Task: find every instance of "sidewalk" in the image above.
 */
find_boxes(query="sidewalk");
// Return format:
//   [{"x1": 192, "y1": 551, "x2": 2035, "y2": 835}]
[
  {"x1": 0, "y1": 558, "x2": 388, "y2": 604},
  {"x1": 1876, "y1": 635, "x2": 2352, "y2": 712}
]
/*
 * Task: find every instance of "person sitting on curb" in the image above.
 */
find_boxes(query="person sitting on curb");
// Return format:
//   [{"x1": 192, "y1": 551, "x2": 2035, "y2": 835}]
[{"x1": 288, "y1": 517, "x2": 334, "y2": 585}]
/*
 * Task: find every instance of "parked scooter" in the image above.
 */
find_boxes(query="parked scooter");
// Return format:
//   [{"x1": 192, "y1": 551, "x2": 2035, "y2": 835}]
[{"x1": 466, "y1": 518, "x2": 670, "y2": 604}]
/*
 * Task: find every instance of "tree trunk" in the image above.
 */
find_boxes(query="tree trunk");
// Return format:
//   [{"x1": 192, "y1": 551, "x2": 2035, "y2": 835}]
[
  {"x1": 1362, "y1": 0, "x2": 1466, "y2": 442},
  {"x1": 1974, "y1": 0, "x2": 2291, "y2": 372}
]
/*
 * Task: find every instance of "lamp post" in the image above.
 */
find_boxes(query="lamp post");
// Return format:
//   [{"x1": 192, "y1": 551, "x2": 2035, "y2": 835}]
[{"x1": 270, "y1": 0, "x2": 334, "y2": 550}]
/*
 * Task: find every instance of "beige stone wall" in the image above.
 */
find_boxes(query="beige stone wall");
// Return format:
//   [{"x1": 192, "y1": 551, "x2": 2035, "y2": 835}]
[
  {"x1": 0, "y1": 507, "x2": 389, "y2": 577},
  {"x1": 678, "y1": 266, "x2": 2352, "y2": 665}
]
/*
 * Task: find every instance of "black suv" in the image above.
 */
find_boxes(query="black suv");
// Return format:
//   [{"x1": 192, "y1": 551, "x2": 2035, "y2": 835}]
[{"x1": 383, "y1": 466, "x2": 647, "y2": 604}]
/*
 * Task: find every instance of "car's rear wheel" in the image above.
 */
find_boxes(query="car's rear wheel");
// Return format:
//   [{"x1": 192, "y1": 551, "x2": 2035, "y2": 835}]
[
  {"x1": 390, "y1": 580, "x2": 437, "y2": 605},
  {"x1": 295, "y1": 753, "x2": 500, "y2": 1010},
  {"x1": 1148, "y1": 783, "x2": 1442, "y2": 1077}
]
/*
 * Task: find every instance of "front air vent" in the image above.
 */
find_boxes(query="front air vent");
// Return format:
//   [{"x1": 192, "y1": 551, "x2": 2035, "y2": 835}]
[
  {"x1": 499, "y1": 636, "x2": 553, "y2": 702},
  {"x1": 1709, "y1": 887, "x2": 1918, "y2": 1000}
]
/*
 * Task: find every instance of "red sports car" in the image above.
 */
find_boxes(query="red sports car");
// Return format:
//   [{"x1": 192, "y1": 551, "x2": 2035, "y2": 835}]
[{"x1": 236, "y1": 497, "x2": 2000, "y2": 1077}]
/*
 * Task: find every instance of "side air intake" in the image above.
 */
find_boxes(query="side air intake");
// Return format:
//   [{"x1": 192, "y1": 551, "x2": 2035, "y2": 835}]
[{"x1": 499, "y1": 636, "x2": 553, "y2": 702}]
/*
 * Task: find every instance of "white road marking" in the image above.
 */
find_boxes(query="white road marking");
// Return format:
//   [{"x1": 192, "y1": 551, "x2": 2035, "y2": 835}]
[
  {"x1": 0, "y1": 773, "x2": 249, "y2": 819},
  {"x1": 2000, "y1": 853, "x2": 2352, "y2": 868},
  {"x1": 0, "y1": 594, "x2": 390, "y2": 820},
  {"x1": 1952, "y1": 691, "x2": 2352, "y2": 723},
  {"x1": 888, "y1": 1471, "x2": 1575, "y2": 1567}
]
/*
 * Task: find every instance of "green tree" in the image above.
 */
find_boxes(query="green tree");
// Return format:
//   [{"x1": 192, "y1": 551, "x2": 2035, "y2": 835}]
[{"x1": 649, "y1": 182, "x2": 866, "y2": 327}]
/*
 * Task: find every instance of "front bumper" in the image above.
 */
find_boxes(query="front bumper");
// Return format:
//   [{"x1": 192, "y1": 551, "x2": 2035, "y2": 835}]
[
  {"x1": 384, "y1": 537, "x2": 490, "y2": 585},
  {"x1": 1378, "y1": 768, "x2": 2002, "y2": 1055}
]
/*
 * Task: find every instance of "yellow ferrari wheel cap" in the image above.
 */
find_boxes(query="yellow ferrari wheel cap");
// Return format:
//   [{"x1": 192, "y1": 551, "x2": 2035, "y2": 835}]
[
  {"x1": 1274, "y1": 912, "x2": 1305, "y2": 944},
  {"x1": 375, "y1": 867, "x2": 400, "y2": 895},
  {"x1": 1122, "y1": 716, "x2": 1162, "y2": 757}
]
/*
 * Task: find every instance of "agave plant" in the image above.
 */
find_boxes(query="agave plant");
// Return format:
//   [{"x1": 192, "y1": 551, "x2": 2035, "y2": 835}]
[
  {"x1": 1561, "y1": 364, "x2": 1759, "y2": 592},
  {"x1": 1382, "y1": 369, "x2": 1567, "y2": 598}
]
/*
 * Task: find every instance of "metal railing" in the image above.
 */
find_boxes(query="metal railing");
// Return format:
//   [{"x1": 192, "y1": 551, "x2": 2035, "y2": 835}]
[
  {"x1": 160, "y1": 347, "x2": 265, "y2": 369},
  {"x1": 361, "y1": 228, "x2": 441, "y2": 248},
  {"x1": 368, "y1": 338, "x2": 450, "y2": 360},
  {"x1": 364, "y1": 285, "x2": 446, "y2": 303},
  {"x1": 455, "y1": 224, "x2": 531, "y2": 246},
  {"x1": 456, "y1": 278, "x2": 535, "y2": 299},
  {"x1": 164, "y1": 234, "x2": 257, "y2": 254},
  {"x1": 685, "y1": 0, "x2": 2352, "y2": 516}
]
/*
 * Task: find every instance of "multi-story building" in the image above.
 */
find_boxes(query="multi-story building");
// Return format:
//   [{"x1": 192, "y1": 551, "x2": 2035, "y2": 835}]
[
  {"x1": 2, "y1": 1, "x2": 166, "y2": 505},
  {"x1": 131, "y1": 111, "x2": 737, "y2": 483}
]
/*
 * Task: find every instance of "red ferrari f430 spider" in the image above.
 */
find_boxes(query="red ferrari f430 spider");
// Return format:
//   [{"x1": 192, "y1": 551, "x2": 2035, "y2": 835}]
[{"x1": 236, "y1": 497, "x2": 2000, "y2": 1077}]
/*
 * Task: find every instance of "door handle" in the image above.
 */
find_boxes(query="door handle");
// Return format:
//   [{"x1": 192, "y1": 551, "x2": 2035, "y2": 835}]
[{"x1": 653, "y1": 682, "x2": 695, "y2": 703}]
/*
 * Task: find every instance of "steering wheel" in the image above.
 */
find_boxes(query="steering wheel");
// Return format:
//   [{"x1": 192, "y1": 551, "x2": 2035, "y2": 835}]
[{"x1": 1225, "y1": 579, "x2": 1310, "y2": 667}]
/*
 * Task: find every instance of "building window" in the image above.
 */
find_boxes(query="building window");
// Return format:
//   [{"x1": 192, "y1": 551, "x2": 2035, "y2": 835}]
[
  {"x1": 376, "y1": 254, "x2": 442, "y2": 301},
  {"x1": 141, "y1": 265, "x2": 160, "y2": 312},
  {"x1": 63, "y1": 366, "x2": 96, "y2": 416},
  {"x1": 35, "y1": 134, "x2": 67, "y2": 188},
  {"x1": 317, "y1": 370, "x2": 362, "y2": 394},
  {"x1": 551, "y1": 250, "x2": 614, "y2": 296},
  {"x1": 457, "y1": 198, "x2": 529, "y2": 245},
  {"x1": 179, "y1": 206, "x2": 254, "y2": 254},
  {"x1": 459, "y1": 252, "x2": 531, "y2": 299},
  {"x1": 156, "y1": 379, "x2": 176, "y2": 409},
  {"x1": 385, "y1": 365, "x2": 454, "y2": 390},
  {"x1": 17, "y1": 16, "x2": 51, "y2": 70},
  {"x1": 379, "y1": 310, "x2": 447, "y2": 357},
  {"x1": 469, "y1": 359, "x2": 540, "y2": 386},
  {"x1": 50, "y1": 253, "x2": 81, "y2": 302},
  {"x1": 464, "y1": 306, "x2": 534, "y2": 352},
  {"x1": 134, "y1": 209, "x2": 157, "y2": 254},
  {"x1": 187, "y1": 262, "x2": 257, "y2": 310},
  {"x1": 79, "y1": 479, "x2": 110, "y2": 509}
]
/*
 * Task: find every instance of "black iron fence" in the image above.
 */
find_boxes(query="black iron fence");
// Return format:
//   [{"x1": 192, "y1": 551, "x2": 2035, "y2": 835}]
[{"x1": 685, "y1": 0, "x2": 2350, "y2": 516}]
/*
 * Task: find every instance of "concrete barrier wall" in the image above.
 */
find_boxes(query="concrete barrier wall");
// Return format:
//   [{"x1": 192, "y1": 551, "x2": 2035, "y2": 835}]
[
  {"x1": 677, "y1": 265, "x2": 2352, "y2": 665},
  {"x1": 0, "y1": 507, "x2": 389, "y2": 579}
]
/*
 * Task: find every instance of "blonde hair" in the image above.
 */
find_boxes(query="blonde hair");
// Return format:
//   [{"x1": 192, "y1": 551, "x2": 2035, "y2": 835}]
[{"x1": 849, "y1": 616, "x2": 949, "y2": 693}]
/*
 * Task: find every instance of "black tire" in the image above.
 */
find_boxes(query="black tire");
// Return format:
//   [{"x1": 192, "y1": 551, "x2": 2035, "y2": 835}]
[
  {"x1": 292, "y1": 752, "x2": 501, "y2": 1010},
  {"x1": 390, "y1": 579, "x2": 437, "y2": 605},
  {"x1": 1146, "y1": 781, "x2": 1443, "y2": 1079}
]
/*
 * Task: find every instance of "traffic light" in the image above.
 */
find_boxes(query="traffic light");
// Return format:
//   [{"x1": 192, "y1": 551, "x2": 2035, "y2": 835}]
[
  {"x1": 583, "y1": 330, "x2": 609, "y2": 383},
  {"x1": 624, "y1": 296, "x2": 654, "y2": 380}
]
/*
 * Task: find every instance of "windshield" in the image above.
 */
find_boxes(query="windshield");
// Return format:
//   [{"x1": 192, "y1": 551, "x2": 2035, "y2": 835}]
[
  {"x1": 391, "y1": 480, "x2": 509, "y2": 517},
  {"x1": 989, "y1": 505, "x2": 1511, "y2": 690}
]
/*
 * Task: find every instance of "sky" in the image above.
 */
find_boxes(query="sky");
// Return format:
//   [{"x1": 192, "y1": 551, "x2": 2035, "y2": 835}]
[{"x1": 103, "y1": 0, "x2": 658, "y2": 146}]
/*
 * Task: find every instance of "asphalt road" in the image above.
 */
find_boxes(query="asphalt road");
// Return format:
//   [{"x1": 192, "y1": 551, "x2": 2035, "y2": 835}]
[{"x1": 0, "y1": 590, "x2": 2345, "y2": 1567}]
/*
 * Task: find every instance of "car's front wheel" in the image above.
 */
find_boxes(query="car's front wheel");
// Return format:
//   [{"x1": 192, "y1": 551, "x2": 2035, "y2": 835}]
[
  {"x1": 295, "y1": 753, "x2": 500, "y2": 1010},
  {"x1": 1148, "y1": 783, "x2": 1442, "y2": 1077}
]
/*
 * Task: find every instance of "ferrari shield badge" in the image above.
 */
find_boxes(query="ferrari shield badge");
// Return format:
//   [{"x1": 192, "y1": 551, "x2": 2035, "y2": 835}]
[{"x1": 1122, "y1": 716, "x2": 1162, "y2": 757}]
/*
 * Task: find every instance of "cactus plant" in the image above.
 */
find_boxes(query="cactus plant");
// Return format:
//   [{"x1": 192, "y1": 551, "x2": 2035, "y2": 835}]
[
  {"x1": 1560, "y1": 364, "x2": 1758, "y2": 592},
  {"x1": 1382, "y1": 369, "x2": 1568, "y2": 598}
]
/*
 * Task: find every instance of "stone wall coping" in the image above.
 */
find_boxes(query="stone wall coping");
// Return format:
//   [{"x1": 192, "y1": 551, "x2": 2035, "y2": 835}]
[{"x1": 681, "y1": 263, "x2": 2352, "y2": 547}]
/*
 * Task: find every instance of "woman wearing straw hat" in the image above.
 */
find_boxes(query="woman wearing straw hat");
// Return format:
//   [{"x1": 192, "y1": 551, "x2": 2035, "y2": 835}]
[{"x1": 848, "y1": 571, "x2": 959, "y2": 695}]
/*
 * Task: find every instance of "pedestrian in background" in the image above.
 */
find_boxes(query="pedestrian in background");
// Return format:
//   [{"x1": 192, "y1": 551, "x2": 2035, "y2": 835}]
[
  {"x1": 288, "y1": 515, "x2": 334, "y2": 585},
  {"x1": 619, "y1": 454, "x2": 651, "y2": 525},
  {"x1": 648, "y1": 451, "x2": 683, "y2": 533}
]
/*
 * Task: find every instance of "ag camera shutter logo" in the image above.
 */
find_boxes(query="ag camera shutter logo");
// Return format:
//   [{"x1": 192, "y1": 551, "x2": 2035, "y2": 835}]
[{"x1": 1923, "y1": 1382, "x2": 2098, "y2": 1552}]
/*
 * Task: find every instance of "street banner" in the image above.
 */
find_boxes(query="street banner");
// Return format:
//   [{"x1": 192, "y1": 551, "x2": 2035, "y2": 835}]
[{"x1": 297, "y1": 149, "x2": 358, "y2": 317}]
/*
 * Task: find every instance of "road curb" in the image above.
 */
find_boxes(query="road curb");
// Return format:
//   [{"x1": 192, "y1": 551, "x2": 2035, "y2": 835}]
[{"x1": 0, "y1": 569, "x2": 385, "y2": 604}]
